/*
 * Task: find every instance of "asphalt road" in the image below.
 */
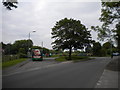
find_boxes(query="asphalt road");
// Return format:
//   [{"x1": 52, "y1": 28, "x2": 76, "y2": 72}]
[{"x1": 3, "y1": 57, "x2": 112, "y2": 88}]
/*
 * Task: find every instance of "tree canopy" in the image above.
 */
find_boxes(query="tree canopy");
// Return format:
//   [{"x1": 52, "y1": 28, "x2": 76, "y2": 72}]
[
  {"x1": 92, "y1": 42, "x2": 102, "y2": 56},
  {"x1": 51, "y1": 18, "x2": 92, "y2": 59},
  {"x1": 91, "y1": 1, "x2": 120, "y2": 52},
  {"x1": 1, "y1": 39, "x2": 33, "y2": 55}
]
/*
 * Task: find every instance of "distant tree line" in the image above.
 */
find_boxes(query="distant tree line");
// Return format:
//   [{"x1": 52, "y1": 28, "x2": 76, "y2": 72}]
[
  {"x1": 1, "y1": 39, "x2": 50, "y2": 58},
  {"x1": 86, "y1": 41, "x2": 118, "y2": 57}
]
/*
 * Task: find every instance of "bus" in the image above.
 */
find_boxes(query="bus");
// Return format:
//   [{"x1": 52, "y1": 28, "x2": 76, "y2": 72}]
[{"x1": 32, "y1": 49, "x2": 43, "y2": 61}]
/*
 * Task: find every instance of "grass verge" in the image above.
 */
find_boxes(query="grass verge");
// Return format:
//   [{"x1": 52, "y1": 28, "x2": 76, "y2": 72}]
[
  {"x1": 1, "y1": 58, "x2": 27, "y2": 69},
  {"x1": 55, "y1": 56, "x2": 67, "y2": 62},
  {"x1": 55, "y1": 56, "x2": 94, "y2": 62}
]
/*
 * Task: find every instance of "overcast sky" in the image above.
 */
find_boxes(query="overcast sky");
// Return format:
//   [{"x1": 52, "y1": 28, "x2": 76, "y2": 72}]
[{"x1": 1, "y1": 0, "x2": 102, "y2": 49}]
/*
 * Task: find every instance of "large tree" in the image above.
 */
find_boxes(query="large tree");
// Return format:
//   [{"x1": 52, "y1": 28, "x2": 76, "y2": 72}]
[
  {"x1": 51, "y1": 18, "x2": 91, "y2": 60},
  {"x1": 91, "y1": 1, "x2": 120, "y2": 53}
]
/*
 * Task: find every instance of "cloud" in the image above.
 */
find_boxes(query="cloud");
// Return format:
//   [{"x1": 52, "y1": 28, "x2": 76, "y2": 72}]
[{"x1": 2, "y1": 1, "x2": 102, "y2": 49}]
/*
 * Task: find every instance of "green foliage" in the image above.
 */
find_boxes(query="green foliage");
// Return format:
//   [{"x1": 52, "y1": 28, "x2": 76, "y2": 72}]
[
  {"x1": 43, "y1": 47, "x2": 49, "y2": 54},
  {"x1": 31, "y1": 46, "x2": 42, "y2": 49},
  {"x1": 85, "y1": 44, "x2": 92, "y2": 53},
  {"x1": 100, "y1": 48, "x2": 107, "y2": 56},
  {"x1": 55, "y1": 56, "x2": 67, "y2": 62},
  {"x1": 92, "y1": 42, "x2": 102, "y2": 56},
  {"x1": 103, "y1": 42, "x2": 111, "y2": 49},
  {"x1": 3, "y1": 43, "x2": 13, "y2": 55},
  {"x1": 115, "y1": 22, "x2": 120, "y2": 53},
  {"x1": 13, "y1": 39, "x2": 33, "y2": 54},
  {"x1": 51, "y1": 18, "x2": 92, "y2": 60},
  {"x1": 91, "y1": 2, "x2": 120, "y2": 53},
  {"x1": 19, "y1": 48, "x2": 26, "y2": 54},
  {"x1": 18, "y1": 53, "x2": 27, "y2": 58},
  {"x1": 55, "y1": 56, "x2": 90, "y2": 62},
  {"x1": 1, "y1": 39, "x2": 33, "y2": 55},
  {"x1": 100, "y1": 2, "x2": 120, "y2": 25}
]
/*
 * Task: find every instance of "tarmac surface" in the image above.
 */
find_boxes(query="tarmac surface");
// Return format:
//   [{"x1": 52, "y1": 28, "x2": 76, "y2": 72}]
[{"x1": 2, "y1": 57, "x2": 119, "y2": 88}]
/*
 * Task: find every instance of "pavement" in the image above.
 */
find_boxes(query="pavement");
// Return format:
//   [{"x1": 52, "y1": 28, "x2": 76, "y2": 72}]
[
  {"x1": 95, "y1": 56, "x2": 119, "y2": 89},
  {"x1": 95, "y1": 69, "x2": 118, "y2": 88}
]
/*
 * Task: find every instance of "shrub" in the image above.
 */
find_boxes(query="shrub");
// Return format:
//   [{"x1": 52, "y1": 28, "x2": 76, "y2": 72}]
[{"x1": 18, "y1": 53, "x2": 27, "y2": 58}]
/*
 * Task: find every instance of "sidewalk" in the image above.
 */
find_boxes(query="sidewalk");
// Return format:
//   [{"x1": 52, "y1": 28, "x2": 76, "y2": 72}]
[
  {"x1": 95, "y1": 69, "x2": 118, "y2": 88},
  {"x1": 95, "y1": 56, "x2": 119, "y2": 88}
]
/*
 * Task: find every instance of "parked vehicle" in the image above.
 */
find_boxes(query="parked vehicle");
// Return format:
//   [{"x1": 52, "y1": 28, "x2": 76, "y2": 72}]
[{"x1": 112, "y1": 52, "x2": 120, "y2": 56}]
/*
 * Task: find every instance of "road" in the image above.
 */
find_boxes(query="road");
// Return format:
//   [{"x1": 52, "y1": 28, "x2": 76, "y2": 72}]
[{"x1": 3, "y1": 57, "x2": 113, "y2": 88}]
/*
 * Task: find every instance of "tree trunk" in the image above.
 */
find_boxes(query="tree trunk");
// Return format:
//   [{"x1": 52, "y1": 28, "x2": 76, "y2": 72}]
[{"x1": 69, "y1": 47, "x2": 72, "y2": 60}]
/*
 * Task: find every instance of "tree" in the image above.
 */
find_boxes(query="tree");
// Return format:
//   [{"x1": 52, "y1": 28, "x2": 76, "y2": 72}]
[
  {"x1": 19, "y1": 48, "x2": 26, "y2": 54},
  {"x1": 103, "y1": 42, "x2": 111, "y2": 49},
  {"x1": 85, "y1": 44, "x2": 92, "y2": 53},
  {"x1": 1, "y1": 42, "x2": 6, "y2": 50},
  {"x1": 12, "y1": 39, "x2": 33, "y2": 54},
  {"x1": 4, "y1": 43, "x2": 12, "y2": 55},
  {"x1": 92, "y1": 42, "x2": 102, "y2": 56},
  {"x1": 102, "y1": 42, "x2": 112, "y2": 55},
  {"x1": 91, "y1": 2, "x2": 120, "y2": 53},
  {"x1": 51, "y1": 18, "x2": 91, "y2": 60},
  {"x1": 2, "y1": 0, "x2": 18, "y2": 10},
  {"x1": 31, "y1": 46, "x2": 42, "y2": 49},
  {"x1": 115, "y1": 22, "x2": 120, "y2": 53}
]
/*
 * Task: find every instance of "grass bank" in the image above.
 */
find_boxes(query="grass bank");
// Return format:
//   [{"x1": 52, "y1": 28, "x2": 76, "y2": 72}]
[{"x1": 1, "y1": 58, "x2": 27, "y2": 69}]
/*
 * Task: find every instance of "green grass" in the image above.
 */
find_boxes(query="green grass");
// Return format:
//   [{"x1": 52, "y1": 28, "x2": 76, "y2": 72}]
[
  {"x1": 55, "y1": 56, "x2": 93, "y2": 62},
  {"x1": 1, "y1": 58, "x2": 27, "y2": 69},
  {"x1": 50, "y1": 54, "x2": 59, "y2": 57},
  {"x1": 55, "y1": 56, "x2": 67, "y2": 62}
]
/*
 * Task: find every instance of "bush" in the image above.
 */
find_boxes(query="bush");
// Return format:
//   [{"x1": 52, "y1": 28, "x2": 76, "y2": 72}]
[
  {"x1": 18, "y1": 53, "x2": 27, "y2": 58},
  {"x1": 2, "y1": 55, "x2": 19, "y2": 62},
  {"x1": 100, "y1": 48, "x2": 107, "y2": 56}
]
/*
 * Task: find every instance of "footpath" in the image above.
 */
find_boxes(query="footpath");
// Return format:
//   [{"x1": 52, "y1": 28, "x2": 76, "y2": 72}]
[{"x1": 95, "y1": 56, "x2": 119, "y2": 89}]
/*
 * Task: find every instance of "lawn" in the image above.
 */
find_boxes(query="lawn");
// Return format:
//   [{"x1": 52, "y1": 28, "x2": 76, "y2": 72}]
[{"x1": 1, "y1": 58, "x2": 27, "y2": 69}]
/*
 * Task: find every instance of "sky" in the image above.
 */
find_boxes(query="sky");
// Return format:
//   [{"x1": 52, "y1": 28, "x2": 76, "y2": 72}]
[{"x1": 1, "y1": 0, "x2": 102, "y2": 49}]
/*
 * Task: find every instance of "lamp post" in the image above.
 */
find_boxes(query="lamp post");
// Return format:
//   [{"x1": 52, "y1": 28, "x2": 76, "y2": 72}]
[{"x1": 27, "y1": 31, "x2": 36, "y2": 57}]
